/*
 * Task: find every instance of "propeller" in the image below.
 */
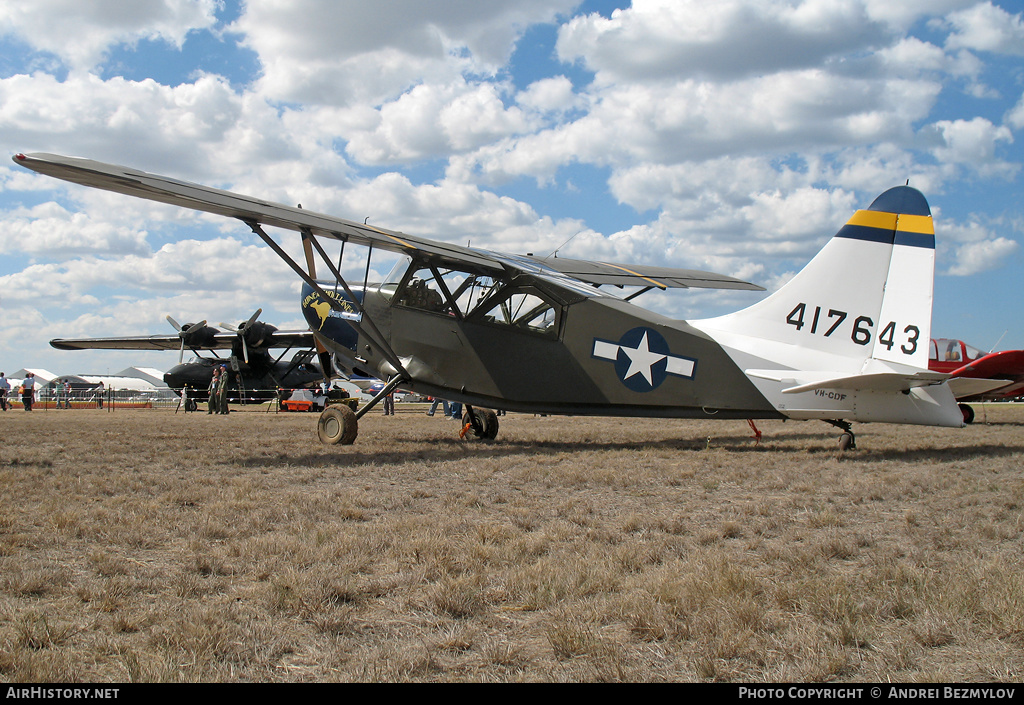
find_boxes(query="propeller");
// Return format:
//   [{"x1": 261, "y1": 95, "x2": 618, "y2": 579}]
[
  {"x1": 167, "y1": 315, "x2": 209, "y2": 364},
  {"x1": 219, "y1": 308, "x2": 263, "y2": 364}
]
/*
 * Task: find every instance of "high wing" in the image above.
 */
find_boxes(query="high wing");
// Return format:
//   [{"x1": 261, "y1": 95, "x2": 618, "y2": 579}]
[
  {"x1": 13, "y1": 153, "x2": 762, "y2": 292},
  {"x1": 50, "y1": 330, "x2": 315, "y2": 352}
]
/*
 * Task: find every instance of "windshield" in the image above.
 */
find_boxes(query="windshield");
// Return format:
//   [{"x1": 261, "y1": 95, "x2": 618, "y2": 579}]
[{"x1": 378, "y1": 255, "x2": 412, "y2": 302}]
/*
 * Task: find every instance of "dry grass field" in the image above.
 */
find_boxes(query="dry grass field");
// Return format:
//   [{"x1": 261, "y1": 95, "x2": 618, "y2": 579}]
[{"x1": 1, "y1": 402, "x2": 1022, "y2": 682}]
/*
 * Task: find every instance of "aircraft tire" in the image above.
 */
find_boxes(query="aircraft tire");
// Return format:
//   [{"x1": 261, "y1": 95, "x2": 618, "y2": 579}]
[
  {"x1": 462, "y1": 408, "x2": 499, "y2": 440},
  {"x1": 318, "y1": 405, "x2": 358, "y2": 445},
  {"x1": 838, "y1": 432, "x2": 855, "y2": 451},
  {"x1": 959, "y1": 403, "x2": 975, "y2": 425}
]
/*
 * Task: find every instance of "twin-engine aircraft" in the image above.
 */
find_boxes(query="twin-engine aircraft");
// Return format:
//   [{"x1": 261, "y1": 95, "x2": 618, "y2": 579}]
[
  {"x1": 16, "y1": 152, "x2": 993, "y2": 448},
  {"x1": 50, "y1": 310, "x2": 327, "y2": 403}
]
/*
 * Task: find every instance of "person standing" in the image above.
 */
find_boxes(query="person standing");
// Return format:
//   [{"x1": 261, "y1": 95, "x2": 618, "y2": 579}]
[
  {"x1": 217, "y1": 365, "x2": 230, "y2": 414},
  {"x1": 449, "y1": 401, "x2": 463, "y2": 421},
  {"x1": 426, "y1": 397, "x2": 449, "y2": 417},
  {"x1": 207, "y1": 367, "x2": 220, "y2": 414},
  {"x1": 0, "y1": 372, "x2": 10, "y2": 411},
  {"x1": 21, "y1": 372, "x2": 34, "y2": 411},
  {"x1": 382, "y1": 388, "x2": 395, "y2": 416}
]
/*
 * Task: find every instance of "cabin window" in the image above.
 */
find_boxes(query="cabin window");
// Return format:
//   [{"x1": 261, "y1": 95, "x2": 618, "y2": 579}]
[
  {"x1": 475, "y1": 288, "x2": 559, "y2": 337},
  {"x1": 389, "y1": 259, "x2": 561, "y2": 337},
  {"x1": 395, "y1": 267, "x2": 448, "y2": 312},
  {"x1": 391, "y1": 259, "x2": 509, "y2": 319}
]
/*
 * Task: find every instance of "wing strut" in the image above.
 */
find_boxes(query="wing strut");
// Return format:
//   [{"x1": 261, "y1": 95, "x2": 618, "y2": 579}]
[
  {"x1": 297, "y1": 227, "x2": 409, "y2": 378},
  {"x1": 625, "y1": 286, "x2": 655, "y2": 302},
  {"x1": 244, "y1": 219, "x2": 410, "y2": 381}
]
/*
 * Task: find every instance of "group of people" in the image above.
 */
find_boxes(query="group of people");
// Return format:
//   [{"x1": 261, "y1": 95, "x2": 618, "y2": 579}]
[
  {"x1": 207, "y1": 365, "x2": 231, "y2": 414},
  {"x1": 53, "y1": 380, "x2": 74, "y2": 409},
  {"x1": 0, "y1": 373, "x2": 108, "y2": 411},
  {"x1": 0, "y1": 372, "x2": 34, "y2": 411},
  {"x1": 425, "y1": 398, "x2": 464, "y2": 420}
]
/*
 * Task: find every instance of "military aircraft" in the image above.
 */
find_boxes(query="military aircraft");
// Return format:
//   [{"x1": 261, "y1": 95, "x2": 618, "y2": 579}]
[
  {"x1": 15, "y1": 152, "x2": 986, "y2": 449},
  {"x1": 928, "y1": 338, "x2": 1024, "y2": 423},
  {"x1": 50, "y1": 310, "x2": 331, "y2": 403}
]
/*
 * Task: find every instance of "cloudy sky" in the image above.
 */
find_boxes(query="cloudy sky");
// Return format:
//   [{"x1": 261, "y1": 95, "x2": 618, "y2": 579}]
[{"x1": 1, "y1": 0, "x2": 1022, "y2": 378}]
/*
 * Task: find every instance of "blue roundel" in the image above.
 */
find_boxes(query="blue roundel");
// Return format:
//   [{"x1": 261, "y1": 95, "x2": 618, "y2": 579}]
[{"x1": 614, "y1": 327, "x2": 672, "y2": 392}]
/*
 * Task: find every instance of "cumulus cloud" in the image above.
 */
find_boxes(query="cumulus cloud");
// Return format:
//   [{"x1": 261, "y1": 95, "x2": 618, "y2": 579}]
[
  {"x1": 344, "y1": 80, "x2": 535, "y2": 164},
  {"x1": 2, "y1": 0, "x2": 1023, "y2": 371},
  {"x1": 0, "y1": 202, "x2": 150, "y2": 258},
  {"x1": 946, "y1": 236, "x2": 1019, "y2": 275},
  {"x1": 921, "y1": 117, "x2": 1017, "y2": 178},
  {"x1": 942, "y1": 1, "x2": 1024, "y2": 55},
  {"x1": 232, "y1": 0, "x2": 577, "y2": 106},
  {"x1": 556, "y1": 0, "x2": 890, "y2": 83},
  {"x1": 0, "y1": 0, "x2": 219, "y2": 71},
  {"x1": 1005, "y1": 91, "x2": 1024, "y2": 130}
]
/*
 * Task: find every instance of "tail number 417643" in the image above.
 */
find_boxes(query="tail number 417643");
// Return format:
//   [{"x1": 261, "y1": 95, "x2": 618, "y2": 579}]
[{"x1": 786, "y1": 303, "x2": 920, "y2": 354}]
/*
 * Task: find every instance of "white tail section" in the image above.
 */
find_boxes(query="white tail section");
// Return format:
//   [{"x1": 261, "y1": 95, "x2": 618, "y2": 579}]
[{"x1": 694, "y1": 186, "x2": 935, "y2": 371}]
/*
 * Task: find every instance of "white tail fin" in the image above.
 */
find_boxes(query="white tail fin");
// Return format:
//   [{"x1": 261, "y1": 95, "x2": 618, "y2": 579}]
[{"x1": 694, "y1": 186, "x2": 935, "y2": 370}]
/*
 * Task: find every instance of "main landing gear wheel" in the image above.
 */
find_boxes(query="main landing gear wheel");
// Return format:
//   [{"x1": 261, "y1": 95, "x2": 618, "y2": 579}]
[
  {"x1": 959, "y1": 403, "x2": 975, "y2": 425},
  {"x1": 318, "y1": 405, "x2": 358, "y2": 445},
  {"x1": 462, "y1": 408, "x2": 499, "y2": 440}
]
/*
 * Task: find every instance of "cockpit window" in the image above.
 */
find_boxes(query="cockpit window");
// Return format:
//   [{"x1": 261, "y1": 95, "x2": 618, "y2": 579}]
[
  {"x1": 379, "y1": 255, "x2": 412, "y2": 303},
  {"x1": 395, "y1": 267, "x2": 448, "y2": 312},
  {"x1": 475, "y1": 289, "x2": 559, "y2": 336},
  {"x1": 389, "y1": 258, "x2": 562, "y2": 337},
  {"x1": 963, "y1": 342, "x2": 985, "y2": 360}
]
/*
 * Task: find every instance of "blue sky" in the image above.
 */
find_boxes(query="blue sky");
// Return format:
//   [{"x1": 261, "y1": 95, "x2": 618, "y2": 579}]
[{"x1": 1, "y1": 0, "x2": 1023, "y2": 377}]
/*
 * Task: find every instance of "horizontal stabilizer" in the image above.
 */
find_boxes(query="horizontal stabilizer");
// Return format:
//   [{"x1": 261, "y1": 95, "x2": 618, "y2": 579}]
[
  {"x1": 746, "y1": 369, "x2": 948, "y2": 394},
  {"x1": 947, "y1": 376, "x2": 1014, "y2": 400}
]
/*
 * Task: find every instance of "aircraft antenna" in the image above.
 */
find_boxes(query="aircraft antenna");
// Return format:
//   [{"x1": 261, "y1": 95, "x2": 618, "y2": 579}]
[
  {"x1": 989, "y1": 330, "x2": 1007, "y2": 354},
  {"x1": 548, "y1": 230, "x2": 583, "y2": 259}
]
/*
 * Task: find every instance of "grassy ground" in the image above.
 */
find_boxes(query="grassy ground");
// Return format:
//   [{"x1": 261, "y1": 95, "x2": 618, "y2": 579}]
[{"x1": 1, "y1": 403, "x2": 1022, "y2": 682}]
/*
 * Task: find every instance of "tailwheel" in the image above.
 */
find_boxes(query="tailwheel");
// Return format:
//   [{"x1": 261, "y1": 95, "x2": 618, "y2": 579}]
[
  {"x1": 959, "y1": 403, "x2": 975, "y2": 425},
  {"x1": 318, "y1": 405, "x2": 358, "y2": 445},
  {"x1": 461, "y1": 407, "x2": 499, "y2": 440},
  {"x1": 827, "y1": 420, "x2": 856, "y2": 451}
]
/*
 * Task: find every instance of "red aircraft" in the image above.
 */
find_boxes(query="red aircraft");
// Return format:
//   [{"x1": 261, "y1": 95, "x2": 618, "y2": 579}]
[{"x1": 928, "y1": 338, "x2": 1024, "y2": 423}]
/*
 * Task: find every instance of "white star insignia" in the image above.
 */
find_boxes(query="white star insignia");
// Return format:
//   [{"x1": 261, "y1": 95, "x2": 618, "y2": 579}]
[
  {"x1": 620, "y1": 332, "x2": 666, "y2": 385},
  {"x1": 592, "y1": 330, "x2": 696, "y2": 387}
]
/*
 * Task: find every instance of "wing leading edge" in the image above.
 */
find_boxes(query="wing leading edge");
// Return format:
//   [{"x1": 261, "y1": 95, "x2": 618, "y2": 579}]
[
  {"x1": 14, "y1": 152, "x2": 762, "y2": 292},
  {"x1": 50, "y1": 330, "x2": 315, "y2": 352}
]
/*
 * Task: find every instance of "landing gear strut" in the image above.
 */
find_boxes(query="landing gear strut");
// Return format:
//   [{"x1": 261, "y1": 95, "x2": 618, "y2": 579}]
[{"x1": 827, "y1": 420, "x2": 856, "y2": 451}]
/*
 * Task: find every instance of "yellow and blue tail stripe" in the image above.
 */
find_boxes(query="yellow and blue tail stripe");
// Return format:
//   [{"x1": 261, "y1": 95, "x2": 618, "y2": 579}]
[{"x1": 835, "y1": 186, "x2": 934, "y2": 249}]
